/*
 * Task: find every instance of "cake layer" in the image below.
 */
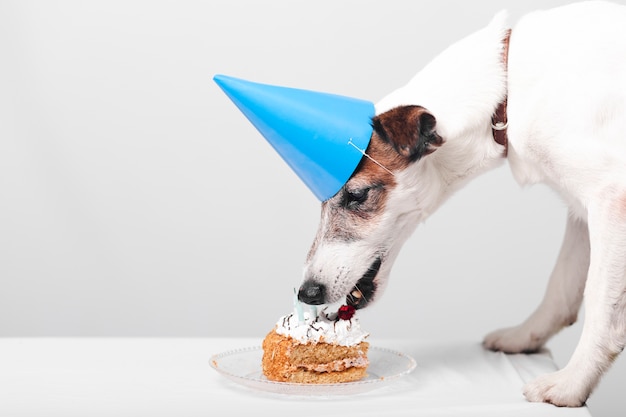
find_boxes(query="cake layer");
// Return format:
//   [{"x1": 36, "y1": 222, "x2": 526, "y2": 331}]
[
  {"x1": 280, "y1": 366, "x2": 367, "y2": 384},
  {"x1": 262, "y1": 329, "x2": 369, "y2": 383}
]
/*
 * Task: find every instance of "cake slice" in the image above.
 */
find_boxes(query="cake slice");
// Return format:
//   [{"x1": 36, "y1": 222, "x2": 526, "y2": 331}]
[{"x1": 261, "y1": 305, "x2": 369, "y2": 383}]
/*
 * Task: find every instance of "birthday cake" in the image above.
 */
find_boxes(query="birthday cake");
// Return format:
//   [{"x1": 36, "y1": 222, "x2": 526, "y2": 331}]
[{"x1": 261, "y1": 304, "x2": 370, "y2": 384}]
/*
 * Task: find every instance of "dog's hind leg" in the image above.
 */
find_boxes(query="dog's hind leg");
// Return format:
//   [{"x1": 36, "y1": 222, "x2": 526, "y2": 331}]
[
  {"x1": 483, "y1": 213, "x2": 589, "y2": 353},
  {"x1": 523, "y1": 191, "x2": 626, "y2": 406}
]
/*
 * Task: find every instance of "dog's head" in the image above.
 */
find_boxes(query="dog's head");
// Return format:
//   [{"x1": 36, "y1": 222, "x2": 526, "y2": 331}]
[{"x1": 298, "y1": 105, "x2": 445, "y2": 308}]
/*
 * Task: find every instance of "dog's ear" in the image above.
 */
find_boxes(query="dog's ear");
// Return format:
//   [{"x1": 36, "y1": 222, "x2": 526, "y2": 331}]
[{"x1": 371, "y1": 105, "x2": 444, "y2": 162}]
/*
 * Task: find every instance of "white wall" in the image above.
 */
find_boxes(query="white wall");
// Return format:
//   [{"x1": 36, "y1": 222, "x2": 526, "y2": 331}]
[{"x1": 1, "y1": 1, "x2": 623, "y2": 415}]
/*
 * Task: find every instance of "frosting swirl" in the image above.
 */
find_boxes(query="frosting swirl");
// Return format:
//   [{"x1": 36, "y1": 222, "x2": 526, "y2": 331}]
[{"x1": 274, "y1": 309, "x2": 369, "y2": 346}]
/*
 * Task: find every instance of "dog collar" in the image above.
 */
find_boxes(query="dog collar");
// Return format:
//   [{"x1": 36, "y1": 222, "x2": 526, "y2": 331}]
[{"x1": 491, "y1": 29, "x2": 512, "y2": 156}]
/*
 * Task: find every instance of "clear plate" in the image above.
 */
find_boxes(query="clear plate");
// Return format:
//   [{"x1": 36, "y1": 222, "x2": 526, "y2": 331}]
[{"x1": 209, "y1": 345, "x2": 416, "y2": 396}]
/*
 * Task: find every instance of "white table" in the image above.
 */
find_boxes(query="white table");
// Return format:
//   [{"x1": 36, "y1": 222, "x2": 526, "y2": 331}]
[{"x1": 0, "y1": 338, "x2": 592, "y2": 416}]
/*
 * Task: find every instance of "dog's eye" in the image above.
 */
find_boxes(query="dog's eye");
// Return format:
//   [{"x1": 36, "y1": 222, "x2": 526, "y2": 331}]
[{"x1": 343, "y1": 187, "x2": 370, "y2": 208}]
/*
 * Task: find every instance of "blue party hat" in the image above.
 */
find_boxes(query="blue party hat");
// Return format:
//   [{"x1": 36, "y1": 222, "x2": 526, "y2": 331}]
[{"x1": 213, "y1": 75, "x2": 374, "y2": 201}]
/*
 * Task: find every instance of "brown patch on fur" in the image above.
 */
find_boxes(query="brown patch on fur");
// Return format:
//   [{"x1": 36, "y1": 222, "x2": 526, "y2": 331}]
[
  {"x1": 316, "y1": 137, "x2": 399, "y2": 243},
  {"x1": 307, "y1": 106, "x2": 444, "y2": 246},
  {"x1": 352, "y1": 134, "x2": 399, "y2": 186},
  {"x1": 371, "y1": 105, "x2": 444, "y2": 164}
]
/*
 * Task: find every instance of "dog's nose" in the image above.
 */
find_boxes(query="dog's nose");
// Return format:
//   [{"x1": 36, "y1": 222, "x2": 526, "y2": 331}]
[{"x1": 298, "y1": 281, "x2": 326, "y2": 305}]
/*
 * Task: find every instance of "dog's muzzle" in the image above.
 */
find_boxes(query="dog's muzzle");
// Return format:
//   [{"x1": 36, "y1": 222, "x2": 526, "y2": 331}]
[{"x1": 346, "y1": 257, "x2": 382, "y2": 309}]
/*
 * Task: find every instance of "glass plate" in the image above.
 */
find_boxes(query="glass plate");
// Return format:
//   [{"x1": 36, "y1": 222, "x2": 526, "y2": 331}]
[{"x1": 209, "y1": 345, "x2": 416, "y2": 396}]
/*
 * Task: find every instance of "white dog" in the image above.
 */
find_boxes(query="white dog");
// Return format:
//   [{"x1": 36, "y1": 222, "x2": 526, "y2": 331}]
[{"x1": 297, "y1": 1, "x2": 626, "y2": 407}]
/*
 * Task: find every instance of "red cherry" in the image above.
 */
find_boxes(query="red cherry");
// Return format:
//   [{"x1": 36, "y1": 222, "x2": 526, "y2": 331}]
[{"x1": 337, "y1": 304, "x2": 356, "y2": 320}]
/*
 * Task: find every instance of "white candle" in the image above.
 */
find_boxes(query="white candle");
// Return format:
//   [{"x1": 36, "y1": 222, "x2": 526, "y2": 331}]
[{"x1": 293, "y1": 288, "x2": 305, "y2": 323}]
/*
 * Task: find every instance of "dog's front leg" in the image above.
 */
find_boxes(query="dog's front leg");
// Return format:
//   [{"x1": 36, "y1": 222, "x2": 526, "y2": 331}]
[
  {"x1": 523, "y1": 196, "x2": 626, "y2": 406},
  {"x1": 484, "y1": 213, "x2": 589, "y2": 353}
]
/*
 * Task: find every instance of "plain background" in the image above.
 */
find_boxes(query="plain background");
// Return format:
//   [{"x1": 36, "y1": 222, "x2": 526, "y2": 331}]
[{"x1": 1, "y1": 0, "x2": 624, "y2": 415}]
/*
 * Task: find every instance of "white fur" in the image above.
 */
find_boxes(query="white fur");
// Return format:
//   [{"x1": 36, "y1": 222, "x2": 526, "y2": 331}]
[
  {"x1": 496, "y1": 2, "x2": 626, "y2": 405},
  {"x1": 388, "y1": 1, "x2": 626, "y2": 406},
  {"x1": 304, "y1": 0, "x2": 626, "y2": 407},
  {"x1": 375, "y1": 11, "x2": 512, "y2": 213}
]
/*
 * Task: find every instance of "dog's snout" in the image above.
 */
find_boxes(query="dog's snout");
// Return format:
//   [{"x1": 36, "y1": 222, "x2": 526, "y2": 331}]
[{"x1": 298, "y1": 281, "x2": 326, "y2": 305}]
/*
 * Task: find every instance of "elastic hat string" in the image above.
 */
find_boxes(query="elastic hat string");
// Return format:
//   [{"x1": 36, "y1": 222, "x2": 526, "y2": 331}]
[{"x1": 347, "y1": 138, "x2": 395, "y2": 177}]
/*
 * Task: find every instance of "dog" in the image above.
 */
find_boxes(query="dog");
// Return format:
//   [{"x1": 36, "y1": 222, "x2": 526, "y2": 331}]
[{"x1": 297, "y1": 0, "x2": 626, "y2": 407}]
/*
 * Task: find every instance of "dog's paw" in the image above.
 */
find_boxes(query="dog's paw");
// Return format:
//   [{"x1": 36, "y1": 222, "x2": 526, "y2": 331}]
[
  {"x1": 523, "y1": 369, "x2": 590, "y2": 407},
  {"x1": 483, "y1": 324, "x2": 546, "y2": 353}
]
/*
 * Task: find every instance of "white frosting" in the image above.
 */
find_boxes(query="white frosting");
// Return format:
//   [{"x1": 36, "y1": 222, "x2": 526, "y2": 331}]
[{"x1": 274, "y1": 310, "x2": 369, "y2": 346}]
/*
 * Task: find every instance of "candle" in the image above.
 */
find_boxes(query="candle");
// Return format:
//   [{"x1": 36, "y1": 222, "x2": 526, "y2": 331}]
[{"x1": 293, "y1": 288, "x2": 305, "y2": 323}]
